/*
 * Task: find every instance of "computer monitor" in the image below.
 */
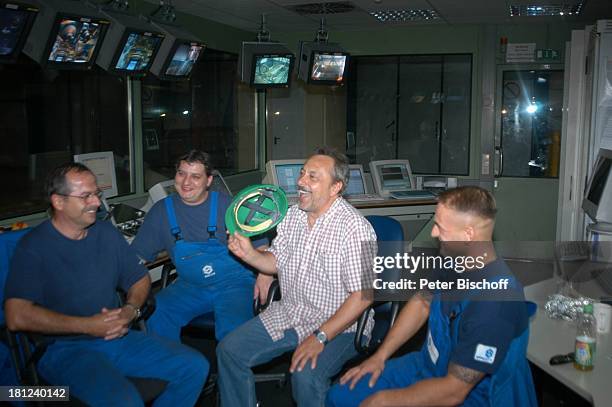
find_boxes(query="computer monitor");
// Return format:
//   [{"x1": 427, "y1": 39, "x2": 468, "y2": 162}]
[
  {"x1": 344, "y1": 164, "x2": 367, "y2": 196},
  {"x1": 369, "y1": 159, "x2": 415, "y2": 198},
  {"x1": 583, "y1": 148, "x2": 612, "y2": 223},
  {"x1": 309, "y1": 51, "x2": 348, "y2": 84},
  {"x1": 0, "y1": 2, "x2": 38, "y2": 64},
  {"x1": 162, "y1": 41, "x2": 204, "y2": 78},
  {"x1": 111, "y1": 30, "x2": 164, "y2": 74},
  {"x1": 297, "y1": 41, "x2": 349, "y2": 85},
  {"x1": 251, "y1": 53, "x2": 294, "y2": 88},
  {"x1": 264, "y1": 159, "x2": 305, "y2": 198},
  {"x1": 73, "y1": 151, "x2": 118, "y2": 199}
]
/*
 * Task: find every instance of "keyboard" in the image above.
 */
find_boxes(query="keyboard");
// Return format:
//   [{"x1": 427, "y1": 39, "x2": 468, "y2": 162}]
[
  {"x1": 346, "y1": 194, "x2": 385, "y2": 203},
  {"x1": 390, "y1": 190, "x2": 437, "y2": 201}
]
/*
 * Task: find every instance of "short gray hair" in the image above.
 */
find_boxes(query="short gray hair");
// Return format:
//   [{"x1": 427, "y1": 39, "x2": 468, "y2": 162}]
[{"x1": 309, "y1": 146, "x2": 349, "y2": 194}]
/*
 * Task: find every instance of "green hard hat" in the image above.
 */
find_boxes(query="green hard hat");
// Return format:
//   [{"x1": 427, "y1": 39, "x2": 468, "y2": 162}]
[{"x1": 225, "y1": 184, "x2": 288, "y2": 237}]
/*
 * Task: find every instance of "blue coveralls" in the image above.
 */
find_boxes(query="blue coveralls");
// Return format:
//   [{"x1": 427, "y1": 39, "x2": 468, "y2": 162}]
[
  {"x1": 326, "y1": 294, "x2": 538, "y2": 406},
  {"x1": 147, "y1": 192, "x2": 256, "y2": 341}
]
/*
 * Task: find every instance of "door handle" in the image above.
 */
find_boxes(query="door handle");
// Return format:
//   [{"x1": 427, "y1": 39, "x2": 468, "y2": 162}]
[{"x1": 495, "y1": 146, "x2": 504, "y2": 177}]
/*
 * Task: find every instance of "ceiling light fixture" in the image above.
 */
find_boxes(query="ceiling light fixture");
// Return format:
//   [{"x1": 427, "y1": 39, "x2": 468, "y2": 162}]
[
  {"x1": 369, "y1": 9, "x2": 439, "y2": 22},
  {"x1": 509, "y1": 3, "x2": 583, "y2": 17}
]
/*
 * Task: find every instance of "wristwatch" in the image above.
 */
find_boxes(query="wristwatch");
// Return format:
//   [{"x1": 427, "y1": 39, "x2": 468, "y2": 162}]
[
  {"x1": 313, "y1": 329, "x2": 328, "y2": 345},
  {"x1": 125, "y1": 303, "x2": 142, "y2": 320}
]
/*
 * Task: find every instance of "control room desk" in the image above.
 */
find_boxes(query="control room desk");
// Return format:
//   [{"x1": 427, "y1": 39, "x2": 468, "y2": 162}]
[
  {"x1": 525, "y1": 278, "x2": 612, "y2": 406},
  {"x1": 354, "y1": 198, "x2": 437, "y2": 240}
]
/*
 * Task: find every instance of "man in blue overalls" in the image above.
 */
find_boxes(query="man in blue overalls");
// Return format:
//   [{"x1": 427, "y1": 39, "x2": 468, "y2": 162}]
[
  {"x1": 132, "y1": 150, "x2": 269, "y2": 342},
  {"x1": 326, "y1": 186, "x2": 537, "y2": 407}
]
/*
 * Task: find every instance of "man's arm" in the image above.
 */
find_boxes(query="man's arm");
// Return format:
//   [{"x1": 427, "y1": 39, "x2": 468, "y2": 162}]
[
  {"x1": 228, "y1": 232, "x2": 277, "y2": 274},
  {"x1": 290, "y1": 290, "x2": 373, "y2": 372},
  {"x1": 340, "y1": 292, "x2": 431, "y2": 389},
  {"x1": 5, "y1": 298, "x2": 130, "y2": 339},
  {"x1": 360, "y1": 363, "x2": 485, "y2": 407}
]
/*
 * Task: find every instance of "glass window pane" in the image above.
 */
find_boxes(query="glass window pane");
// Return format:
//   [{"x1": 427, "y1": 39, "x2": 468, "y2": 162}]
[
  {"x1": 0, "y1": 57, "x2": 130, "y2": 220},
  {"x1": 500, "y1": 70, "x2": 563, "y2": 177},
  {"x1": 348, "y1": 54, "x2": 471, "y2": 175},
  {"x1": 142, "y1": 49, "x2": 258, "y2": 190},
  {"x1": 440, "y1": 55, "x2": 471, "y2": 175},
  {"x1": 398, "y1": 55, "x2": 442, "y2": 173},
  {"x1": 347, "y1": 56, "x2": 398, "y2": 167}
]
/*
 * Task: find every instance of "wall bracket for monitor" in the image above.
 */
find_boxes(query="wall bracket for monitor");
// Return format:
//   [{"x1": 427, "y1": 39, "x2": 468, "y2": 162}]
[
  {"x1": 150, "y1": 0, "x2": 176, "y2": 23},
  {"x1": 256, "y1": 14, "x2": 270, "y2": 42},
  {"x1": 315, "y1": 17, "x2": 328, "y2": 43}
]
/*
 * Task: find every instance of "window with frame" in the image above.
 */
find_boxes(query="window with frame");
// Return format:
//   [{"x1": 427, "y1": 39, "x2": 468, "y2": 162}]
[
  {"x1": 0, "y1": 56, "x2": 130, "y2": 220},
  {"x1": 141, "y1": 48, "x2": 258, "y2": 189},
  {"x1": 347, "y1": 54, "x2": 472, "y2": 175}
]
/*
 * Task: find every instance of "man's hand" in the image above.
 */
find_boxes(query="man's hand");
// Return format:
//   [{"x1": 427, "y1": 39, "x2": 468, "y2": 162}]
[
  {"x1": 87, "y1": 307, "x2": 133, "y2": 340},
  {"x1": 340, "y1": 354, "x2": 386, "y2": 390},
  {"x1": 228, "y1": 232, "x2": 256, "y2": 261},
  {"x1": 290, "y1": 335, "x2": 324, "y2": 373},
  {"x1": 254, "y1": 273, "x2": 274, "y2": 304}
]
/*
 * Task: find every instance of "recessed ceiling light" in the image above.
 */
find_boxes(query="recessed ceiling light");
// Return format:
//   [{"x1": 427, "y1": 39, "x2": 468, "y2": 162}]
[
  {"x1": 370, "y1": 9, "x2": 439, "y2": 22},
  {"x1": 510, "y1": 3, "x2": 583, "y2": 17}
]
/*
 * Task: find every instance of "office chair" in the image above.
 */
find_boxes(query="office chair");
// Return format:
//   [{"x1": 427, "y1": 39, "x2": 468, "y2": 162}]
[
  {"x1": 0, "y1": 228, "x2": 166, "y2": 405},
  {"x1": 353, "y1": 216, "x2": 404, "y2": 355}
]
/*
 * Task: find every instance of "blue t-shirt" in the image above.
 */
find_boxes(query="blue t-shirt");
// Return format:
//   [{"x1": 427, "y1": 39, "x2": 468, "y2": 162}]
[
  {"x1": 441, "y1": 258, "x2": 528, "y2": 375},
  {"x1": 5, "y1": 220, "x2": 147, "y2": 318},
  {"x1": 131, "y1": 192, "x2": 266, "y2": 263}
]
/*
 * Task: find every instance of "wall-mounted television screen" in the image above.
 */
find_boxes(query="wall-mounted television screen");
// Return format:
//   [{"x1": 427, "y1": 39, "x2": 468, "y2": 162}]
[
  {"x1": 0, "y1": 2, "x2": 38, "y2": 63},
  {"x1": 112, "y1": 30, "x2": 163, "y2": 74},
  {"x1": 309, "y1": 52, "x2": 348, "y2": 84},
  {"x1": 45, "y1": 16, "x2": 109, "y2": 67},
  {"x1": 251, "y1": 53, "x2": 293, "y2": 88},
  {"x1": 163, "y1": 42, "x2": 203, "y2": 78}
]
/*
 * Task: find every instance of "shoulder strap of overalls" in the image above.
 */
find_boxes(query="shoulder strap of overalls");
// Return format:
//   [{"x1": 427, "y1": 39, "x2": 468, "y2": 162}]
[
  {"x1": 164, "y1": 196, "x2": 183, "y2": 241},
  {"x1": 207, "y1": 191, "x2": 218, "y2": 239}
]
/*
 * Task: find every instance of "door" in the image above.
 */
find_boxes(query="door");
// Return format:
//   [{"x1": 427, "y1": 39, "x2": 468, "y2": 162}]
[{"x1": 493, "y1": 66, "x2": 564, "y2": 242}]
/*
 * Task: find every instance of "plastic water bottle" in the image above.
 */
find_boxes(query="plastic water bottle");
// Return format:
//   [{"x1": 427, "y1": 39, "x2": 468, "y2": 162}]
[{"x1": 574, "y1": 303, "x2": 597, "y2": 371}]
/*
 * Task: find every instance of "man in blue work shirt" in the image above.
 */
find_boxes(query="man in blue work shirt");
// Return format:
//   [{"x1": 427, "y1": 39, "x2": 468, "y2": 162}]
[
  {"x1": 326, "y1": 186, "x2": 537, "y2": 407},
  {"x1": 132, "y1": 150, "x2": 269, "y2": 342},
  {"x1": 5, "y1": 162, "x2": 208, "y2": 406}
]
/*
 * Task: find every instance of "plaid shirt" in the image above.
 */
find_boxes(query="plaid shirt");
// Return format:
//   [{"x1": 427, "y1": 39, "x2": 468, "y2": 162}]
[{"x1": 262, "y1": 197, "x2": 376, "y2": 342}]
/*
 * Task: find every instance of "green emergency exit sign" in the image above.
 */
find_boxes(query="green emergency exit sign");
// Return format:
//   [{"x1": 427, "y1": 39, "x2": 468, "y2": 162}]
[{"x1": 535, "y1": 49, "x2": 560, "y2": 61}]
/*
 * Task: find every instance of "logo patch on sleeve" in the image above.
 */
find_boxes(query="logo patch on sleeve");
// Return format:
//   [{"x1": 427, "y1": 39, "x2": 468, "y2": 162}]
[{"x1": 474, "y1": 344, "x2": 497, "y2": 364}]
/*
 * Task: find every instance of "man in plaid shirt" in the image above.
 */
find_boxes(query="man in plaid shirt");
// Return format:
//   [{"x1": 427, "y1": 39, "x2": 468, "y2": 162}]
[{"x1": 217, "y1": 147, "x2": 377, "y2": 407}]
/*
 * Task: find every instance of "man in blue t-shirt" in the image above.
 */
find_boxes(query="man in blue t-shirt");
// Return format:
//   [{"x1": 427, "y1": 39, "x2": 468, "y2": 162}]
[
  {"x1": 132, "y1": 150, "x2": 269, "y2": 342},
  {"x1": 4, "y1": 163, "x2": 208, "y2": 406},
  {"x1": 326, "y1": 186, "x2": 538, "y2": 407}
]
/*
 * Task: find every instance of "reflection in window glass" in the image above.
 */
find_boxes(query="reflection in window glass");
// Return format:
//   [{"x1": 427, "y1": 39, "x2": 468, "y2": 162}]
[
  {"x1": 142, "y1": 49, "x2": 257, "y2": 189},
  {"x1": 0, "y1": 56, "x2": 130, "y2": 220},
  {"x1": 500, "y1": 70, "x2": 563, "y2": 177},
  {"x1": 347, "y1": 54, "x2": 471, "y2": 175}
]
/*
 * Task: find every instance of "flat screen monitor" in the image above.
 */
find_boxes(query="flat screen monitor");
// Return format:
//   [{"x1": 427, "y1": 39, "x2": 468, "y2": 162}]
[
  {"x1": 0, "y1": 2, "x2": 38, "y2": 63},
  {"x1": 264, "y1": 159, "x2": 305, "y2": 197},
  {"x1": 369, "y1": 159, "x2": 415, "y2": 198},
  {"x1": 583, "y1": 148, "x2": 612, "y2": 223},
  {"x1": 162, "y1": 41, "x2": 204, "y2": 78},
  {"x1": 344, "y1": 164, "x2": 367, "y2": 196},
  {"x1": 44, "y1": 15, "x2": 109, "y2": 68},
  {"x1": 309, "y1": 51, "x2": 348, "y2": 84},
  {"x1": 251, "y1": 53, "x2": 294, "y2": 88},
  {"x1": 111, "y1": 29, "x2": 164, "y2": 74}
]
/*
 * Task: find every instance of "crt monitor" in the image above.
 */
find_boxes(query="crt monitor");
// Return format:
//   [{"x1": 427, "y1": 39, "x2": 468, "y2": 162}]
[
  {"x1": 251, "y1": 53, "x2": 294, "y2": 88},
  {"x1": 344, "y1": 164, "x2": 367, "y2": 196},
  {"x1": 369, "y1": 159, "x2": 415, "y2": 198},
  {"x1": 264, "y1": 159, "x2": 305, "y2": 197},
  {"x1": 44, "y1": 15, "x2": 110, "y2": 69},
  {"x1": 111, "y1": 29, "x2": 164, "y2": 75},
  {"x1": 0, "y1": 2, "x2": 38, "y2": 63},
  {"x1": 582, "y1": 148, "x2": 612, "y2": 223},
  {"x1": 309, "y1": 51, "x2": 348, "y2": 84},
  {"x1": 162, "y1": 41, "x2": 204, "y2": 78}
]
